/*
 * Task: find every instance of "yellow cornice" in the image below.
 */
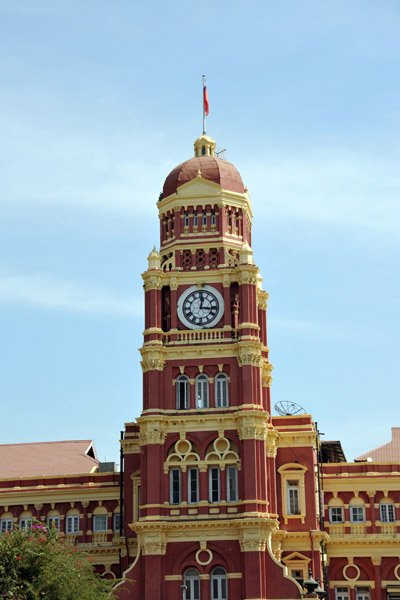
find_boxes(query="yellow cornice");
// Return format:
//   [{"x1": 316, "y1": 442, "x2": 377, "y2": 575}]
[
  {"x1": 276, "y1": 430, "x2": 317, "y2": 448},
  {"x1": 158, "y1": 181, "x2": 253, "y2": 220},
  {"x1": 136, "y1": 408, "x2": 273, "y2": 444},
  {"x1": 0, "y1": 486, "x2": 119, "y2": 506}
]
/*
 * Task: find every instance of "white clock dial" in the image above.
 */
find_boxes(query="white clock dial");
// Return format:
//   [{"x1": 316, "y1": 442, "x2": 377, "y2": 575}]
[{"x1": 177, "y1": 285, "x2": 224, "y2": 329}]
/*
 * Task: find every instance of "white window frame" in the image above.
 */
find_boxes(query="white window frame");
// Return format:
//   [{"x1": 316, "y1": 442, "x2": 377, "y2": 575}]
[
  {"x1": 196, "y1": 374, "x2": 209, "y2": 408},
  {"x1": 19, "y1": 518, "x2": 32, "y2": 530},
  {"x1": 188, "y1": 468, "x2": 199, "y2": 504},
  {"x1": 287, "y1": 480, "x2": 300, "y2": 515},
  {"x1": 329, "y1": 506, "x2": 344, "y2": 523},
  {"x1": 92, "y1": 514, "x2": 108, "y2": 532},
  {"x1": 355, "y1": 587, "x2": 370, "y2": 600},
  {"x1": 46, "y1": 516, "x2": 60, "y2": 532},
  {"x1": 215, "y1": 374, "x2": 229, "y2": 408},
  {"x1": 209, "y1": 467, "x2": 220, "y2": 503},
  {"x1": 170, "y1": 468, "x2": 181, "y2": 505},
  {"x1": 113, "y1": 513, "x2": 121, "y2": 531},
  {"x1": 380, "y1": 502, "x2": 395, "y2": 522},
  {"x1": 0, "y1": 519, "x2": 13, "y2": 533},
  {"x1": 66, "y1": 515, "x2": 79, "y2": 534},
  {"x1": 184, "y1": 568, "x2": 200, "y2": 600},
  {"x1": 350, "y1": 506, "x2": 365, "y2": 522},
  {"x1": 335, "y1": 587, "x2": 350, "y2": 600},
  {"x1": 211, "y1": 567, "x2": 228, "y2": 600},
  {"x1": 176, "y1": 375, "x2": 190, "y2": 410},
  {"x1": 226, "y1": 465, "x2": 238, "y2": 502}
]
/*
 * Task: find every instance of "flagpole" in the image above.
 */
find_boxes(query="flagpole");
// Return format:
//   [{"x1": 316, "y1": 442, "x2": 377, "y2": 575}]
[{"x1": 202, "y1": 74, "x2": 206, "y2": 135}]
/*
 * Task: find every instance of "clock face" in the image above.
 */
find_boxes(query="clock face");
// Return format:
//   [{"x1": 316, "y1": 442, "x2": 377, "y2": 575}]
[{"x1": 177, "y1": 285, "x2": 224, "y2": 329}]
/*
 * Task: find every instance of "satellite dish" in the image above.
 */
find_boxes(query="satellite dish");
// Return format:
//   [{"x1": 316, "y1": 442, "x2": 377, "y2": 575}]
[{"x1": 274, "y1": 401, "x2": 306, "y2": 416}]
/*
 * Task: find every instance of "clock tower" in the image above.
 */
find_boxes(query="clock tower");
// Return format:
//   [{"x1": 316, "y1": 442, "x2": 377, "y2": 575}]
[{"x1": 120, "y1": 135, "x2": 306, "y2": 600}]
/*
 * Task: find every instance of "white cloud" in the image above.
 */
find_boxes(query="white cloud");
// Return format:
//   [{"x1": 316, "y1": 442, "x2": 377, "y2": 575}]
[{"x1": 0, "y1": 269, "x2": 142, "y2": 317}]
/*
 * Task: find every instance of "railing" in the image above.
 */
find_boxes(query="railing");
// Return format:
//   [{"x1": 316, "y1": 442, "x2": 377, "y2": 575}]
[
  {"x1": 65, "y1": 534, "x2": 77, "y2": 545},
  {"x1": 327, "y1": 524, "x2": 345, "y2": 536},
  {"x1": 350, "y1": 523, "x2": 366, "y2": 535},
  {"x1": 380, "y1": 523, "x2": 396, "y2": 534},
  {"x1": 163, "y1": 328, "x2": 238, "y2": 345},
  {"x1": 92, "y1": 532, "x2": 108, "y2": 543}
]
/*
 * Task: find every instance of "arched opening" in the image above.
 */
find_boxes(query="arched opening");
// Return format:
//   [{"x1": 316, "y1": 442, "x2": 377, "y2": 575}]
[{"x1": 211, "y1": 567, "x2": 228, "y2": 600}]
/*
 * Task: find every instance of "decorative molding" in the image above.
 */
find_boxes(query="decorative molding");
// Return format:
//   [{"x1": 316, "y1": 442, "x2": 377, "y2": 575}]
[{"x1": 140, "y1": 346, "x2": 166, "y2": 373}]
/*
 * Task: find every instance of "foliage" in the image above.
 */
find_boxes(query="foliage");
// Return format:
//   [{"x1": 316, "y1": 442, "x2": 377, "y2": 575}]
[{"x1": 0, "y1": 522, "x2": 116, "y2": 599}]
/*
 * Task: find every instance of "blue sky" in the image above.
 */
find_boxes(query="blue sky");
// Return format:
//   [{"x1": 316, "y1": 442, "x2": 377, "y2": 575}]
[{"x1": 1, "y1": 0, "x2": 399, "y2": 465}]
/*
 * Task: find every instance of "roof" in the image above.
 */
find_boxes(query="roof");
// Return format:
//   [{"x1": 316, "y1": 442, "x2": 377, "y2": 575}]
[
  {"x1": 355, "y1": 428, "x2": 400, "y2": 462},
  {"x1": 162, "y1": 156, "x2": 245, "y2": 198},
  {"x1": 321, "y1": 440, "x2": 347, "y2": 463},
  {"x1": 0, "y1": 440, "x2": 99, "y2": 479}
]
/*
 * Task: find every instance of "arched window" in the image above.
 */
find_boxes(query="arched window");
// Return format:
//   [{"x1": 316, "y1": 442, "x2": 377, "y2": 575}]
[
  {"x1": 202, "y1": 145, "x2": 206, "y2": 155},
  {"x1": 196, "y1": 374, "x2": 209, "y2": 408},
  {"x1": 202, "y1": 211, "x2": 207, "y2": 226},
  {"x1": 176, "y1": 375, "x2": 190, "y2": 410},
  {"x1": 193, "y1": 211, "x2": 198, "y2": 227},
  {"x1": 184, "y1": 212, "x2": 189, "y2": 227},
  {"x1": 211, "y1": 210, "x2": 216, "y2": 226},
  {"x1": 211, "y1": 567, "x2": 228, "y2": 600},
  {"x1": 215, "y1": 374, "x2": 229, "y2": 407},
  {"x1": 184, "y1": 568, "x2": 200, "y2": 600}
]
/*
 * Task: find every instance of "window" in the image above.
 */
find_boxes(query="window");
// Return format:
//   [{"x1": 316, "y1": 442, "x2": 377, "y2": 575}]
[
  {"x1": 46, "y1": 516, "x2": 60, "y2": 532},
  {"x1": 176, "y1": 375, "x2": 190, "y2": 410},
  {"x1": 202, "y1": 212, "x2": 207, "y2": 226},
  {"x1": 380, "y1": 503, "x2": 395, "y2": 522},
  {"x1": 291, "y1": 570, "x2": 304, "y2": 586},
  {"x1": 355, "y1": 587, "x2": 370, "y2": 600},
  {"x1": 19, "y1": 518, "x2": 32, "y2": 530},
  {"x1": 188, "y1": 468, "x2": 199, "y2": 504},
  {"x1": 193, "y1": 211, "x2": 198, "y2": 227},
  {"x1": 287, "y1": 481, "x2": 300, "y2": 515},
  {"x1": 211, "y1": 567, "x2": 228, "y2": 600},
  {"x1": 113, "y1": 513, "x2": 122, "y2": 531},
  {"x1": 170, "y1": 468, "x2": 181, "y2": 505},
  {"x1": 93, "y1": 515, "x2": 108, "y2": 532},
  {"x1": 215, "y1": 374, "x2": 229, "y2": 407},
  {"x1": 66, "y1": 515, "x2": 79, "y2": 534},
  {"x1": 184, "y1": 212, "x2": 189, "y2": 227},
  {"x1": 211, "y1": 210, "x2": 216, "y2": 226},
  {"x1": 227, "y1": 465, "x2": 238, "y2": 502},
  {"x1": 329, "y1": 506, "x2": 344, "y2": 523},
  {"x1": 209, "y1": 467, "x2": 220, "y2": 503},
  {"x1": 196, "y1": 374, "x2": 209, "y2": 408},
  {"x1": 184, "y1": 568, "x2": 200, "y2": 600},
  {"x1": 0, "y1": 519, "x2": 12, "y2": 533},
  {"x1": 335, "y1": 588, "x2": 350, "y2": 600},
  {"x1": 350, "y1": 506, "x2": 365, "y2": 522}
]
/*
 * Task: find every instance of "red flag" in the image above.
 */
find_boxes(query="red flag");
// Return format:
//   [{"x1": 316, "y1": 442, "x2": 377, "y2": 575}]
[{"x1": 203, "y1": 82, "x2": 209, "y2": 116}]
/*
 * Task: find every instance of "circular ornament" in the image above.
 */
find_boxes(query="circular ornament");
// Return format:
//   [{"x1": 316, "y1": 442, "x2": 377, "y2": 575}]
[
  {"x1": 195, "y1": 548, "x2": 213, "y2": 566},
  {"x1": 177, "y1": 285, "x2": 224, "y2": 329},
  {"x1": 343, "y1": 564, "x2": 360, "y2": 581}
]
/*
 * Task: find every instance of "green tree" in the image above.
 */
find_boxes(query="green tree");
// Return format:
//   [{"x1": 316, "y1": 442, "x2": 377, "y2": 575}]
[{"x1": 0, "y1": 522, "x2": 117, "y2": 599}]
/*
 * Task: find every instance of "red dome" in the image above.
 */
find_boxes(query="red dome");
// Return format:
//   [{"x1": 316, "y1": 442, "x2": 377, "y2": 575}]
[{"x1": 163, "y1": 156, "x2": 245, "y2": 198}]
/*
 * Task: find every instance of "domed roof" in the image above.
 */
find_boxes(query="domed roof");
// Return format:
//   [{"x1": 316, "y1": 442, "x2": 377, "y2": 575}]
[
  {"x1": 163, "y1": 156, "x2": 245, "y2": 198},
  {"x1": 162, "y1": 136, "x2": 245, "y2": 199}
]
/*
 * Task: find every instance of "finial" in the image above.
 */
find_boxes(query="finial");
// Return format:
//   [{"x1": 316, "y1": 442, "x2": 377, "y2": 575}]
[{"x1": 196, "y1": 169, "x2": 202, "y2": 178}]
